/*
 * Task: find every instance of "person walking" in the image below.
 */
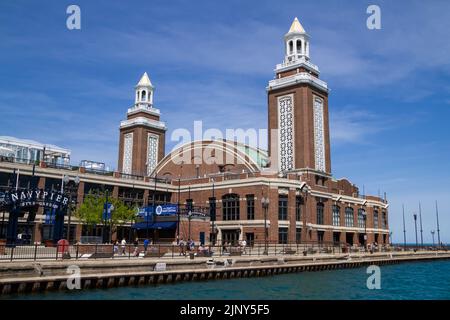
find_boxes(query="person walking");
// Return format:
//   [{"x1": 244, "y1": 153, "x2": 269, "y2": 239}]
[
  {"x1": 113, "y1": 240, "x2": 119, "y2": 255},
  {"x1": 133, "y1": 238, "x2": 139, "y2": 256},
  {"x1": 241, "y1": 239, "x2": 247, "y2": 254},
  {"x1": 179, "y1": 238, "x2": 185, "y2": 256},
  {"x1": 143, "y1": 238, "x2": 149, "y2": 254},
  {"x1": 121, "y1": 238, "x2": 127, "y2": 256}
]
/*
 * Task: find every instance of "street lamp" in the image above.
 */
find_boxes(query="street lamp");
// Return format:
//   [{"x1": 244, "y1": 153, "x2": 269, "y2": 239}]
[
  {"x1": 413, "y1": 213, "x2": 418, "y2": 250},
  {"x1": 64, "y1": 175, "x2": 80, "y2": 244},
  {"x1": 103, "y1": 188, "x2": 114, "y2": 244},
  {"x1": 209, "y1": 178, "x2": 216, "y2": 246},
  {"x1": 261, "y1": 196, "x2": 270, "y2": 255},
  {"x1": 362, "y1": 209, "x2": 367, "y2": 251},
  {"x1": 431, "y1": 230, "x2": 435, "y2": 247}
]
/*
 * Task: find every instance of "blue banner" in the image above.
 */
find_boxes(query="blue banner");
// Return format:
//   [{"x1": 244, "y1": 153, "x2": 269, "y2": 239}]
[
  {"x1": 138, "y1": 204, "x2": 178, "y2": 218},
  {"x1": 102, "y1": 203, "x2": 113, "y2": 220},
  {"x1": 44, "y1": 208, "x2": 56, "y2": 224}
]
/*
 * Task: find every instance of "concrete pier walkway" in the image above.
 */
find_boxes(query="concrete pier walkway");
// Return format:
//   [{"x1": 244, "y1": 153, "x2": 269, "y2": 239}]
[{"x1": 1, "y1": 251, "x2": 449, "y2": 296}]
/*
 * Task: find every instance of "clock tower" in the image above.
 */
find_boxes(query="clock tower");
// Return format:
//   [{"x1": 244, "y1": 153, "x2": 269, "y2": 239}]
[
  {"x1": 267, "y1": 18, "x2": 331, "y2": 176},
  {"x1": 118, "y1": 72, "x2": 166, "y2": 176}
]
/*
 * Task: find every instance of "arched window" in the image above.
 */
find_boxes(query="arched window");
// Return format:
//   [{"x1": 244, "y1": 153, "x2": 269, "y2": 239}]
[
  {"x1": 373, "y1": 209, "x2": 379, "y2": 229},
  {"x1": 332, "y1": 205, "x2": 340, "y2": 226},
  {"x1": 289, "y1": 40, "x2": 293, "y2": 54},
  {"x1": 296, "y1": 39, "x2": 302, "y2": 53},
  {"x1": 316, "y1": 202, "x2": 324, "y2": 225},
  {"x1": 345, "y1": 207, "x2": 354, "y2": 227},
  {"x1": 358, "y1": 209, "x2": 366, "y2": 228},
  {"x1": 141, "y1": 90, "x2": 147, "y2": 101},
  {"x1": 222, "y1": 194, "x2": 240, "y2": 221}
]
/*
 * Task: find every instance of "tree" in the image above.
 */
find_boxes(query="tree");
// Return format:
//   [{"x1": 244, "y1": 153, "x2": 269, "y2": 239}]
[{"x1": 75, "y1": 190, "x2": 137, "y2": 239}]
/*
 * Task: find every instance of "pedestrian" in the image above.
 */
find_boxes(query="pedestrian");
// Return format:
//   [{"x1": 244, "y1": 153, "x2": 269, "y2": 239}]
[
  {"x1": 121, "y1": 238, "x2": 127, "y2": 255},
  {"x1": 133, "y1": 238, "x2": 139, "y2": 256},
  {"x1": 222, "y1": 241, "x2": 229, "y2": 253},
  {"x1": 179, "y1": 238, "x2": 185, "y2": 256},
  {"x1": 241, "y1": 239, "x2": 247, "y2": 254},
  {"x1": 143, "y1": 238, "x2": 149, "y2": 254},
  {"x1": 113, "y1": 240, "x2": 119, "y2": 255}
]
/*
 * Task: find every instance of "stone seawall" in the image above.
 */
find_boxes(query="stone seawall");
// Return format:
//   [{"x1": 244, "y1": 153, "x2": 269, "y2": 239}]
[{"x1": 1, "y1": 251, "x2": 449, "y2": 296}]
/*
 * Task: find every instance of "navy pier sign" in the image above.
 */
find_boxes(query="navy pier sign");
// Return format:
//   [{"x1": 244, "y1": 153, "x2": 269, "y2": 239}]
[
  {"x1": 1, "y1": 188, "x2": 70, "y2": 246},
  {"x1": 4, "y1": 189, "x2": 69, "y2": 210}
]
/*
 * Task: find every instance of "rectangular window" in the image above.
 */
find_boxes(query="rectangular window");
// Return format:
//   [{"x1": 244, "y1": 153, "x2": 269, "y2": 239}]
[
  {"x1": 332, "y1": 205, "x2": 340, "y2": 226},
  {"x1": 373, "y1": 210, "x2": 379, "y2": 229},
  {"x1": 296, "y1": 228, "x2": 302, "y2": 243},
  {"x1": 345, "y1": 207, "x2": 354, "y2": 227},
  {"x1": 318, "y1": 231, "x2": 324, "y2": 244},
  {"x1": 295, "y1": 196, "x2": 302, "y2": 221},
  {"x1": 278, "y1": 227, "x2": 288, "y2": 244},
  {"x1": 223, "y1": 195, "x2": 240, "y2": 221},
  {"x1": 278, "y1": 195, "x2": 288, "y2": 220},
  {"x1": 382, "y1": 211, "x2": 387, "y2": 229},
  {"x1": 316, "y1": 202, "x2": 324, "y2": 225},
  {"x1": 246, "y1": 195, "x2": 255, "y2": 220}
]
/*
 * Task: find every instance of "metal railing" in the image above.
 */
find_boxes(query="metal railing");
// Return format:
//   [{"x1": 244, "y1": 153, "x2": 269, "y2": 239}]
[{"x1": 1, "y1": 242, "x2": 448, "y2": 262}]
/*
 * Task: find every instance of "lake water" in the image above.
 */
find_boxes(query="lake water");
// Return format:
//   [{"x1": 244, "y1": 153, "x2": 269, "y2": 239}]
[{"x1": 4, "y1": 259, "x2": 450, "y2": 300}]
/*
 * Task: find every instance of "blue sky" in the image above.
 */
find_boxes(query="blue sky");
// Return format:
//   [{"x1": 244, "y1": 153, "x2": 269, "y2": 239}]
[{"x1": 1, "y1": 0, "x2": 449, "y2": 243}]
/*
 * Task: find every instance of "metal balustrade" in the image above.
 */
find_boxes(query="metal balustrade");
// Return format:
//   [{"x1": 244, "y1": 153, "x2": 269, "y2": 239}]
[{"x1": 0, "y1": 242, "x2": 447, "y2": 262}]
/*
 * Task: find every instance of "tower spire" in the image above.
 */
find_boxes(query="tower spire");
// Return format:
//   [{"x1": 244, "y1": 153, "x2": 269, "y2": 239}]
[
  {"x1": 136, "y1": 72, "x2": 153, "y2": 87},
  {"x1": 284, "y1": 17, "x2": 310, "y2": 63},
  {"x1": 135, "y1": 72, "x2": 154, "y2": 105},
  {"x1": 288, "y1": 17, "x2": 306, "y2": 33}
]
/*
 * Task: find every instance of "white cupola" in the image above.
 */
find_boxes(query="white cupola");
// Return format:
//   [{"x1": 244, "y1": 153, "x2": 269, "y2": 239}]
[
  {"x1": 135, "y1": 72, "x2": 154, "y2": 105},
  {"x1": 284, "y1": 17, "x2": 310, "y2": 63}
]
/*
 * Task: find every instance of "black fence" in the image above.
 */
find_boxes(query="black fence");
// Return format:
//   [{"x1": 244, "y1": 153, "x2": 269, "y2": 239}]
[{"x1": 0, "y1": 242, "x2": 448, "y2": 262}]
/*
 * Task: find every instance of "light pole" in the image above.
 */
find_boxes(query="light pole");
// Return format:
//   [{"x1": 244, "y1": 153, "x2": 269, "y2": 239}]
[
  {"x1": 64, "y1": 175, "x2": 80, "y2": 244},
  {"x1": 431, "y1": 230, "x2": 435, "y2": 247},
  {"x1": 419, "y1": 202, "x2": 423, "y2": 248},
  {"x1": 435, "y1": 201, "x2": 441, "y2": 248},
  {"x1": 210, "y1": 178, "x2": 216, "y2": 246},
  {"x1": 362, "y1": 209, "x2": 367, "y2": 251},
  {"x1": 402, "y1": 204, "x2": 407, "y2": 249},
  {"x1": 261, "y1": 196, "x2": 269, "y2": 255},
  {"x1": 413, "y1": 213, "x2": 418, "y2": 250},
  {"x1": 187, "y1": 185, "x2": 192, "y2": 241}
]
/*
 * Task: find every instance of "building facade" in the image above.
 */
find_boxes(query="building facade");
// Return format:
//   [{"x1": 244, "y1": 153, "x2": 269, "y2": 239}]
[{"x1": 0, "y1": 18, "x2": 389, "y2": 246}]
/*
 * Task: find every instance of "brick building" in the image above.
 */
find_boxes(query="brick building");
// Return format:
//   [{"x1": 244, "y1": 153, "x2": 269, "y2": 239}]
[{"x1": 0, "y1": 18, "x2": 389, "y2": 246}]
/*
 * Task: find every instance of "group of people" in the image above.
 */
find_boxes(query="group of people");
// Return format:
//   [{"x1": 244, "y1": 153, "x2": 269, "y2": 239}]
[
  {"x1": 113, "y1": 238, "x2": 153, "y2": 256},
  {"x1": 178, "y1": 238, "x2": 195, "y2": 256},
  {"x1": 222, "y1": 239, "x2": 247, "y2": 254},
  {"x1": 367, "y1": 242, "x2": 379, "y2": 254}
]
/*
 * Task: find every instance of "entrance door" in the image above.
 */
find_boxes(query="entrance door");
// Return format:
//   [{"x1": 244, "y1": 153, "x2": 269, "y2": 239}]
[
  {"x1": 222, "y1": 230, "x2": 240, "y2": 245},
  {"x1": 245, "y1": 233, "x2": 254, "y2": 246},
  {"x1": 346, "y1": 233, "x2": 354, "y2": 245},
  {"x1": 333, "y1": 232, "x2": 340, "y2": 245},
  {"x1": 199, "y1": 232, "x2": 205, "y2": 245},
  {"x1": 359, "y1": 233, "x2": 365, "y2": 246}
]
